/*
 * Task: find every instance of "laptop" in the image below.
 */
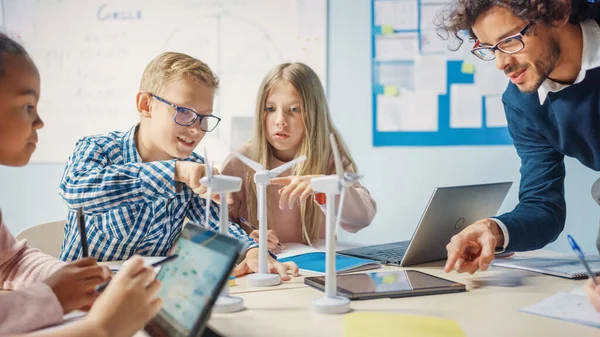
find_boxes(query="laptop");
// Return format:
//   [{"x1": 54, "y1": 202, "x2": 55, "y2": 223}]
[
  {"x1": 144, "y1": 222, "x2": 245, "y2": 337},
  {"x1": 338, "y1": 182, "x2": 512, "y2": 267}
]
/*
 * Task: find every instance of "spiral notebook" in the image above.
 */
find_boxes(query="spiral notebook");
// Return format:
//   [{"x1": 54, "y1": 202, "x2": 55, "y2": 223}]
[{"x1": 491, "y1": 256, "x2": 600, "y2": 279}]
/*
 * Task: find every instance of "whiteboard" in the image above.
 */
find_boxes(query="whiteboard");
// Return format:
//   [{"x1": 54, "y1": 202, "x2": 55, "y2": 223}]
[{"x1": 2, "y1": 0, "x2": 327, "y2": 164}]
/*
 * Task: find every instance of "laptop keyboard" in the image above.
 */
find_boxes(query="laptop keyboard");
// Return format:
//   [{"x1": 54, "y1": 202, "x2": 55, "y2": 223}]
[
  {"x1": 339, "y1": 241, "x2": 410, "y2": 263},
  {"x1": 363, "y1": 246, "x2": 408, "y2": 261}
]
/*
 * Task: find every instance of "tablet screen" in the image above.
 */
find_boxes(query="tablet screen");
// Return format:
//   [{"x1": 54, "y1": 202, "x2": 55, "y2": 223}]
[
  {"x1": 146, "y1": 225, "x2": 242, "y2": 337},
  {"x1": 307, "y1": 270, "x2": 465, "y2": 298},
  {"x1": 158, "y1": 236, "x2": 231, "y2": 333}
]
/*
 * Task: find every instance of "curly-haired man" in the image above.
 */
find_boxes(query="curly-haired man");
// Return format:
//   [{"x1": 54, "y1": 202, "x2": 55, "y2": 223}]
[{"x1": 437, "y1": 0, "x2": 600, "y2": 309}]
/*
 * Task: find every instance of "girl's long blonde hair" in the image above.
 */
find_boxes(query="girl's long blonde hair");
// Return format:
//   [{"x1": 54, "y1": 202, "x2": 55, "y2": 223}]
[{"x1": 244, "y1": 62, "x2": 357, "y2": 245}]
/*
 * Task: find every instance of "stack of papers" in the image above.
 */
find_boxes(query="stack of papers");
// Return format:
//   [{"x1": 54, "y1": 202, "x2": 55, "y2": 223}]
[{"x1": 520, "y1": 287, "x2": 600, "y2": 328}]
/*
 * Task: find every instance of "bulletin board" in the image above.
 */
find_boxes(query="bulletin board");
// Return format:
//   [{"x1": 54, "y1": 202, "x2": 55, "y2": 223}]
[{"x1": 372, "y1": 0, "x2": 512, "y2": 146}]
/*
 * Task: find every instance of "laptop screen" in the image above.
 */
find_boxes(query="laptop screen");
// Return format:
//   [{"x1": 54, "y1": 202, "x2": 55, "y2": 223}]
[{"x1": 147, "y1": 225, "x2": 243, "y2": 337}]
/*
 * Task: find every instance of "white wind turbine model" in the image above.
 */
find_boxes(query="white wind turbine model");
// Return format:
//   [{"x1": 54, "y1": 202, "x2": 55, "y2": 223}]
[
  {"x1": 310, "y1": 134, "x2": 362, "y2": 314},
  {"x1": 232, "y1": 152, "x2": 307, "y2": 287},
  {"x1": 200, "y1": 148, "x2": 245, "y2": 313}
]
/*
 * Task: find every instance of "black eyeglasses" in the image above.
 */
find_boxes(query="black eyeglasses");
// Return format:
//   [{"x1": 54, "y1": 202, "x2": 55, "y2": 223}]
[
  {"x1": 471, "y1": 22, "x2": 533, "y2": 61},
  {"x1": 150, "y1": 93, "x2": 221, "y2": 132}
]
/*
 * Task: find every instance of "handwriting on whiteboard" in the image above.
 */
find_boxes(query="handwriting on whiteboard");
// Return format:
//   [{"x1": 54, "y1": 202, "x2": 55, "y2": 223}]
[{"x1": 97, "y1": 4, "x2": 142, "y2": 21}]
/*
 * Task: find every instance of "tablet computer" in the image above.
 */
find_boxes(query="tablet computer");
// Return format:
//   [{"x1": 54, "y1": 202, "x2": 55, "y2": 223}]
[
  {"x1": 144, "y1": 222, "x2": 245, "y2": 337},
  {"x1": 304, "y1": 270, "x2": 466, "y2": 300}
]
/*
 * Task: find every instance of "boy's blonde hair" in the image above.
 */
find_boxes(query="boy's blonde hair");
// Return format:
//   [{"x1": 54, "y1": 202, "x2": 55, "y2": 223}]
[
  {"x1": 140, "y1": 52, "x2": 219, "y2": 95},
  {"x1": 244, "y1": 62, "x2": 357, "y2": 245}
]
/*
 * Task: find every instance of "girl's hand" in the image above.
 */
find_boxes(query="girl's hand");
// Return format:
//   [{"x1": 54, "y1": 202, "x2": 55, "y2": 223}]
[
  {"x1": 44, "y1": 257, "x2": 111, "y2": 314},
  {"x1": 87, "y1": 256, "x2": 163, "y2": 337},
  {"x1": 250, "y1": 229, "x2": 281, "y2": 251},
  {"x1": 232, "y1": 248, "x2": 299, "y2": 280},
  {"x1": 270, "y1": 175, "x2": 324, "y2": 210}
]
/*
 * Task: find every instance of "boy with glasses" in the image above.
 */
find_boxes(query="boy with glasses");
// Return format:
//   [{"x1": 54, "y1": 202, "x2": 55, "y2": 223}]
[{"x1": 58, "y1": 52, "x2": 297, "y2": 280}]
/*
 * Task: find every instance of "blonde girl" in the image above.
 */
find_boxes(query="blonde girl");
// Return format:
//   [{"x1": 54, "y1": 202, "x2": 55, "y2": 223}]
[{"x1": 222, "y1": 62, "x2": 376, "y2": 249}]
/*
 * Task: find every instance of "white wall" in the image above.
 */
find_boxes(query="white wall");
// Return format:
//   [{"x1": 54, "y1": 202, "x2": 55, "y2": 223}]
[
  {"x1": 0, "y1": 164, "x2": 68, "y2": 234},
  {"x1": 1, "y1": 0, "x2": 599, "y2": 255}
]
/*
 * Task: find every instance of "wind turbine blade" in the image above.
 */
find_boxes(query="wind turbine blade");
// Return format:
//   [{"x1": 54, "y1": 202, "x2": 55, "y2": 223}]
[
  {"x1": 344, "y1": 173, "x2": 363, "y2": 184},
  {"x1": 330, "y1": 134, "x2": 344, "y2": 180},
  {"x1": 334, "y1": 186, "x2": 347, "y2": 239},
  {"x1": 233, "y1": 152, "x2": 264, "y2": 172},
  {"x1": 204, "y1": 147, "x2": 213, "y2": 181},
  {"x1": 268, "y1": 155, "x2": 307, "y2": 178},
  {"x1": 204, "y1": 188, "x2": 212, "y2": 230}
]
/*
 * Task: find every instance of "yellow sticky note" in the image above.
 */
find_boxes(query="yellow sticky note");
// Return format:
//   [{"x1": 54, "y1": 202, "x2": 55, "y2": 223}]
[
  {"x1": 344, "y1": 312, "x2": 465, "y2": 337},
  {"x1": 383, "y1": 85, "x2": 399, "y2": 96},
  {"x1": 380, "y1": 25, "x2": 394, "y2": 35},
  {"x1": 461, "y1": 62, "x2": 475, "y2": 74}
]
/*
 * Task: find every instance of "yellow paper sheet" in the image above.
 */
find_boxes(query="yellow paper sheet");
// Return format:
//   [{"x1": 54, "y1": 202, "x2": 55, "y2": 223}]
[
  {"x1": 344, "y1": 312, "x2": 465, "y2": 337},
  {"x1": 383, "y1": 85, "x2": 399, "y2": 96},
  {"x1": 380, "y1": 25, "x2": 394, "y2": 35},
  {"x1": 461, "y1": 62, "x2": 475, "y2": 74}
]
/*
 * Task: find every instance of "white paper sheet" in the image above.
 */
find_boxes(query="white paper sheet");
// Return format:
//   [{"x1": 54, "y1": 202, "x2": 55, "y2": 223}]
[
  {"x1": 420, "y1": 30, "x2": 447, "y2": 54},
  {"x1": 474, "y1": 62, "x2": 510, "y2": 95},
  {"x1": 104, "y1": 256, "x2": 167, "y2": 272},
  {"x1": 443, "y1": 30, "x2": 471, "y2": 61},
  {"x1": 377, "y1": 63, "x2": 415, "y2": 89},
  {"x1": 415, "y1": 54, "x2": 447, "y2": 94},
  {"x1": 277, "y1": 241, "x2": 363, "y2": 259},
  {"x1": 374, "y1": 0, "x2": 418, "y2": 30},
  {"x1": 485, "y1": 95, "x2": 507, "y2": 127},
  {"x1": 450, "y1": 84, "x2": 482, "y2": 128},
  {"x1": 420, "y1": 3, "x2": 445, "y2": 31},
  {"x1": 377, "y1": 91, "x2": 439, "y2": 132},
  {"x1": 571, "y1": 286, "x2": 587, "y2": 297},
  {"x1": 375, "y1": 33, "x2": 419, "y2": 61},
  {"x1": 520, "y1": 290, "x2": 600, "y2": 328}
]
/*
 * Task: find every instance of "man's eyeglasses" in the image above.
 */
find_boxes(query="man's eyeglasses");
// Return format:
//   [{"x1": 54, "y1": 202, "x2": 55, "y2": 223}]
[
  {"x1": 471, "y1": 22, "x2": 532, "y2": 61},
  {"x1": 150, "y1": 93, "x2": 221, "y2": 132}
]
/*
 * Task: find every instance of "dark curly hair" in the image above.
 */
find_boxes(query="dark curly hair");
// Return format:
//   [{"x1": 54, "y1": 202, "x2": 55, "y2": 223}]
[
  {"x1": 435, "y1": 0, "x2": 600, "y2": 50},
  {"x1": 0, "y1": 33, "x2": 28, "y2": 77}
]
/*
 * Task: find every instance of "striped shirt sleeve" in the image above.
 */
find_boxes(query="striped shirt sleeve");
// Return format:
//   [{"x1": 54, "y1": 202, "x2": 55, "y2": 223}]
[{"x1": 59, "y1": 138, "x2": 179, "y2": 214}]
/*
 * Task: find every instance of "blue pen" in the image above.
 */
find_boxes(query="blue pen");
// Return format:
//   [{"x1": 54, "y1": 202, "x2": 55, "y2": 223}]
[{"x1": 567, "y1": 234, "x2": 599, "y2": 286}]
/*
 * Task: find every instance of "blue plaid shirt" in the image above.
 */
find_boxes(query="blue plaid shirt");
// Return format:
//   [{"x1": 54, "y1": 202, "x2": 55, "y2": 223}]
[{"x1": 59, "y1": 125, "x2": 257, "y2": 261}]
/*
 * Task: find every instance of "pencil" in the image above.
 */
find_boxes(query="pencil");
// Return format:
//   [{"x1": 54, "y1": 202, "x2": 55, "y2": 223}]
[
  {"x1": 239, "y1": 218, "x2": 285, "y2": 250},
  {"x1": 77, "y1": 208, "x2": 89, "y2": 258}
]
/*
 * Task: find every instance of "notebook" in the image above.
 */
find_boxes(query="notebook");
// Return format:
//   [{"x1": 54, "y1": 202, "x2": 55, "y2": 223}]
[
  {"x1": 520, "y1": 287, "x2": 600, "y2": 328},
  {"x1": 104, "y1": 256, "x2": 168, "y2": 272},
  {"x1": 344, "y1": 312, "x2": 466, "y2": 337},
  {"x1": 491, "y1": 256, "x2": 600, "y2": 279},
  {"x1": 277, "y1": 242, "x2": 381, "y2": 274}
]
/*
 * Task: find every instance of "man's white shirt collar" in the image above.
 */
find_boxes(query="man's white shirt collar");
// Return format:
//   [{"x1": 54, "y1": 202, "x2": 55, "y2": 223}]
[{"x1": 537, "y1": 20, "x2": 600, "y2": 104}]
